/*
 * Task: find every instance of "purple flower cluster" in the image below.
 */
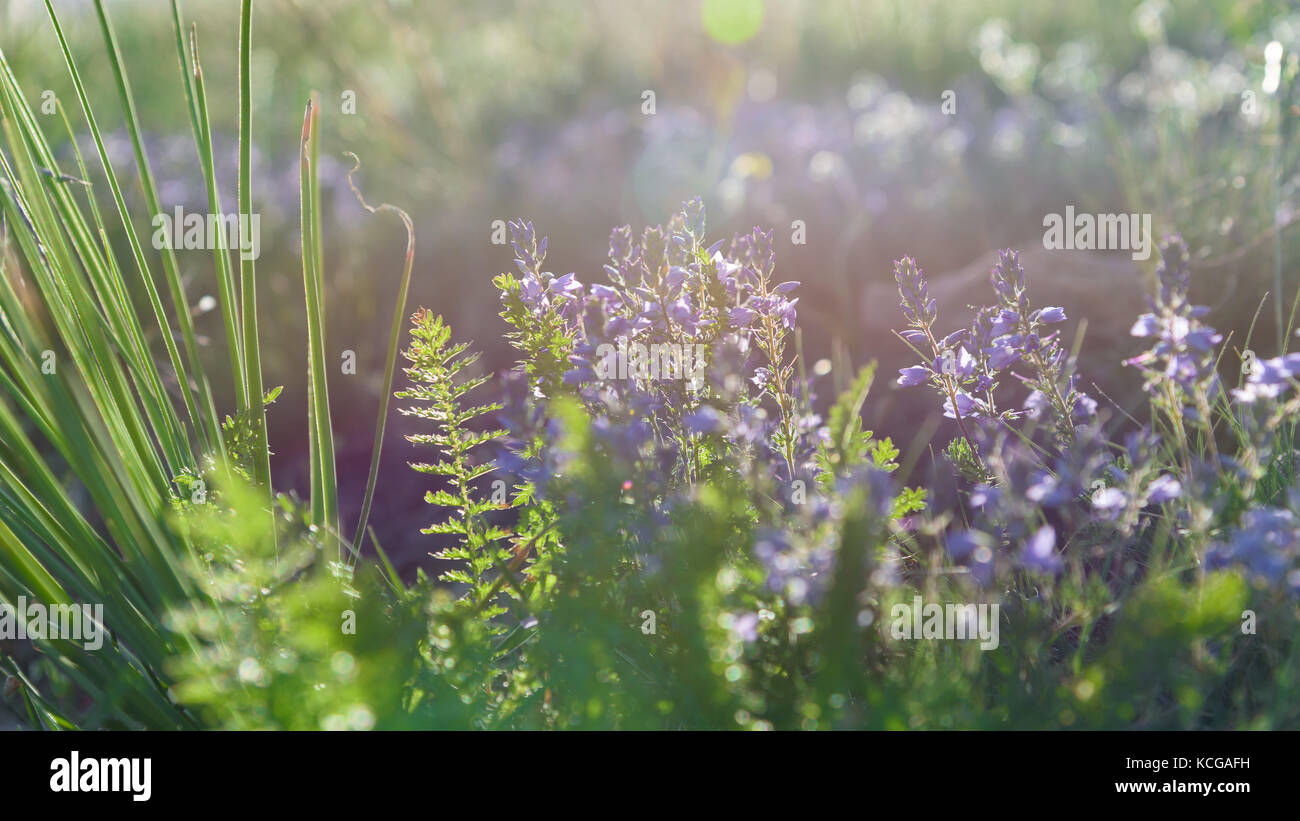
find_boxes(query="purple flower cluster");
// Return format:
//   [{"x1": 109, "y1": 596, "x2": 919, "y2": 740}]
[
  {"x1": 505, "y1": 219, "x2": 585, "y2": 327},
  {"x1": 560, "y1": 200, "x2": 800, "y2": 397},
  {"x1": 753, "y1": 527, "x2": 835, "y2": 606},
  {"x1": 892, "y1": 257, "x2": 993, "y2": 421},
  {"x1": 497, "y1": 199, "x2": 813, "y2": 493},
  {"x1": 1233, "y1": 347, "x2": 1300, "y2": 404},
  {"x1": 893, "y1": 249, "x2": 1091, "y2": 434},
  {"x1": 1207, "y1": 506, "x2": 1300, "y2": 595},
  {"x1": 1125, "y1": 236, "x2": 1223, "y2": 399},
  {"x1": 495, "y1": 199, "x2": 1300, "y2": 626},
  {"x1": 752, "y1": 465, "x2": 902, "y2": 605},
  {"x1": 939, "y1": 418, "x2": 1185, "y2": 583},
  {"x1": 893, "y1": 256, "x2": 936, "y2": 328},
  {"x1": 986, "y1": 250, "x2": 1094, "y2": 430}
]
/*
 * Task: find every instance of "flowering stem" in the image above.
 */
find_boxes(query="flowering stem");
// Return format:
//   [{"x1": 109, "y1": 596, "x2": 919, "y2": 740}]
[
  {"x1": 1162, "y1": 381, "x2": 1194, "y2": 478},
  {"x1": 919, "y1": 324, "x2": 979, "y2": 458}
]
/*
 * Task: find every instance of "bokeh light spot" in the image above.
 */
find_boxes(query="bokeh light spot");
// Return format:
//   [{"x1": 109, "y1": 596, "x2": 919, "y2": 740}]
[{"x1": 702, "y1": 0, "x2": 764, "y2": 45}]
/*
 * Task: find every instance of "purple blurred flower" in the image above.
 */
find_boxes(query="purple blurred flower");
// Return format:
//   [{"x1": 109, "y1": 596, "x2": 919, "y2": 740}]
[
  {"x1": 684, "y1": 405, "x2": 725, "y2": 435},
  {"x1": 1144, "y1": 474, "x2": 1182, "y2": 504},
  {"x1": 731, "y1": 612, "x2": 760, "y2": 643},
  {"x1": 1090, "y1": 486, "x2": 1127, "y2": 513},
  {"x1": 590, "y1": 283, "x2": 620, "y2": 302},
  {"x1": 1232, "y1": 353, "x2": 1300, "y2": 403},
  {"x1": 1021, "y1": 524, "x2": 1061, "y2": 573},
  {"x1": 945, "y1": 529, "x2": 988, "y2": 561},
  {"x1": 1206, "y1": 507, "x2": 1300, "y2": 594},
  {"x1": 1127, "y1": 236, "x2": 1222, "y2": 394}
]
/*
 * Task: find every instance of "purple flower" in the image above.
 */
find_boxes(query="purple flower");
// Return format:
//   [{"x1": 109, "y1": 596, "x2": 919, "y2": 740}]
[
  {"x1": 943, "y1": 390, "x2": 985, "y2": 419},
  {"x1": 774, "y1": 298, "x2": 799, "y2": 330},
  {"x1": 969, "y1": 484, "x2": 1000, "y2": 508},
  {"x1": 991, "y1": 249, "x2": 1026, "y2": 297},
  {"x1": 1206, "y1": 507, "x2": 1300, "y2": 592},
  {"x1": 1021, "y1": 525, "x2": 1061, "y2": 573},
  {"x1": 940, "y1": 329, "x2": 969, "y2": 349},
  {"x1": 605, "y1": 316, "x2": 631, "y2": 338},
  {"x1": 1254, "y1": 354, "x2": 1300, "y2": 385},
  {"x1": 563, "y1": 353, "x2": 597, "y2": 385},
  {"x1": 729, "y1": 306, "x2": 758, "y2": 327},
  {"x1": 1127, "y1": 237, "x2": 1222, "y2": 394},
  {"x1": 990, "y1": 309, "x2": 1019, "y2": 336},
  {"x1": 1232, "y1": 381, "x2": 1286, "y2": 404},
  {"x1": 1183, "y1": 327, "x2": 1221, "y2": 351},
  {"x1": 945, "y1": 529, "x2": 990, "y2": 561},
  {"x1": 1025, "y1": 470, "x2": 1067, "y2": 506},
  {"x1": 519, "y1": 275, "x2": 543, "y2": 306},
  {"x1": 549, "y1": 272, "x2": 582, "y2": 297},
  {"x1": 985, "y1": 336, "x2": 1022, "y2": 370},
  {"x1": 1071, "y1": 392, "x2": 1098, "y2": 420},
  {"x1": 667, "y1": 297, "x2": 696, "y2": 326},
  {"x1": 663, "y1": 266, "x2": 688, "y2": 293},
  {"x1": 1130, "y1": 313, "x2": 1161, "y2": 337},
  {"x1": 935, "y1": 346, "x2": 977, "y2": 380},
  {"x1": 1090, "y1": 486, "x2": 1127, "y2": 512},
  {"x1": 1231, "y1": 353, "x2": 1300, "y2": 403},
  {"x1": 1023, "y1": 389, "x2": 1049, "y2": 418},
  {"x1": 712, "y1": 253, "x2": 741, "y2": 281},
  {"x1": 894, "y1": 257, "x2": 936, "y2": 327},
  {"x1": 897, "y1": 365, "x2": 931, "y2": 387},
  {"x1": 590, "y1": 283, "x2": 620, "y2": 302},
  {"x1": 684, "y1": 405, "x2": 725, "y2": 435},
  {"x1": 1034, "y1": 306, "x2": 1067, "y2": 324},
  {"x1": 1144, "y1": 474, "x2": 1182, "y2": 504}
]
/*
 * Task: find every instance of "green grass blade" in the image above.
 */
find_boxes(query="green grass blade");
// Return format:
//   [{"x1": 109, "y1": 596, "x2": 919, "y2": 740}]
[
  {"x1": 89, "y1": 0, "x2": 223, "y2": 454},
  {"x1": 172, "y1": 3, "x2": 246, "y2": 416},
  {"x1": 238, "y1": 0, "x2": 274, "y2": 507},
  {"x1": 299, "y1": 97, "x2": 340, "y2": 553},
  {"x1": 41, "y1": 0, "x2": 203, "y2": 466}
]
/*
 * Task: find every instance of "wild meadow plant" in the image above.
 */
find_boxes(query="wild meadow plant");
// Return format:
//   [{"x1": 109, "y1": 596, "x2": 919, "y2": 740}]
[
  {"x1": 1, "y1": 6, "x2": 1298, "y2": 731},
  {"x1": 0, "y1": 0, "x2": 415, "y2": 729},
  {"x1": 371, "y1": 200, "x2": 1292, "y2": 729}
]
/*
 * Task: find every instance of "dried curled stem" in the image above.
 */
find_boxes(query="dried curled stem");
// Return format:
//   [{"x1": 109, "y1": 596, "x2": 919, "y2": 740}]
[{"x1": 345, "y1": 151, "x2": 417, "y2": 563}]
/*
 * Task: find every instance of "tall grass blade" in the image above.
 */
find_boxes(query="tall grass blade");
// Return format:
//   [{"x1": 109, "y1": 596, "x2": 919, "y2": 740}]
[
  {"x1": 238, "y1": 0, "x2": 274, "y2": 508},
  {"x1": 299, "y1": 96, "x2": 340, "y2": 553}
]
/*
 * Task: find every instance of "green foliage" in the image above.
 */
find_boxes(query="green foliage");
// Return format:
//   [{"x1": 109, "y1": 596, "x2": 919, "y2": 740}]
[
  {"x1": 164, "y1": 471, "x2": 422, "y2": 730},
  {"x1": 398, "y1": 310, "x2": 509, "y2": 609},
  {"x1": 816, "y1": 364, "x2": 927, "y2": 515},
  {"x1": 815, "y1": 363, "x2": 877, "y2": 480},
  {"x1": 945, "y1": 435, "x2": 992, "y2": 485}
]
